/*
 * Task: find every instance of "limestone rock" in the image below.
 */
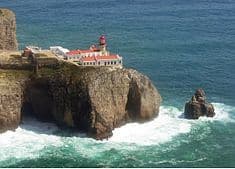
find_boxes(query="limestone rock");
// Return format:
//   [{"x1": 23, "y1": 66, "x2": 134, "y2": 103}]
[
  {"x1": 0, "y1": 8, "x2": 18, "y2": 50},
  {"x1": 24, "y1": 65, "x2": 162, "y2": 139},
  {"x1": 0, "y1": 69, "x2": 29, "y2": 132},
  {"x1": 184, "y1": 88, "x2": 215, "y2": 119}
]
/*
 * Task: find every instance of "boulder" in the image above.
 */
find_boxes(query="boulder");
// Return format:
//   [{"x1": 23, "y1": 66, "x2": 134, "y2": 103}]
[{"x1": 184, "y1": 88, "x2": 215, "y2": 119}]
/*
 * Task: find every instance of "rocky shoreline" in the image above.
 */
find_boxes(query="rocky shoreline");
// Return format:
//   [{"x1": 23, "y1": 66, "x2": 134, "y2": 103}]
[
  {"x1": 1, "y1": 8, "x2": 215, "y2": 140},
  {"x1": 0, "y1": 8, "x2": 162, "y2": 139},
  {"x1": 0, "y1": 56, "x2": 162, "y2": 139}
]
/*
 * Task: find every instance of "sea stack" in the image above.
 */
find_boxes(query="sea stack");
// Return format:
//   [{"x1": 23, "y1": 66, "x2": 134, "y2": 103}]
[
  {"x1": 184, "y1": 88, "x2": 215, "y2": 119},
  {"x1": 0, "y1": 8, "x2": 18, "y2": 50}
]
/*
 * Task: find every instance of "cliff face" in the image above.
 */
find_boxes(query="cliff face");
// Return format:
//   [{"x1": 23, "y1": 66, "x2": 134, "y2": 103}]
[
  {"x1": 23, "y1": 64, "x2": 162, "y2": 139},
  {"x1": 0, "y1": 69, "x2": 29, "y2": 132},
  {"x1": 0, "y1": 9, "x2": 18, "y2": 50}
]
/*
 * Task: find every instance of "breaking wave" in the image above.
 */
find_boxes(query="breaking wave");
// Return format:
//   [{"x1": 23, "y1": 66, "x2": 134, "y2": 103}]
[
  {"x1": 108, "y1": 102, "x2": 235, "y2": 145},
  {"x1": 0, "y1": 102, "x2": 234, "y2": 166},
  {"x1": 0, "y1": 118, "x2": 62, "y2": 165}
]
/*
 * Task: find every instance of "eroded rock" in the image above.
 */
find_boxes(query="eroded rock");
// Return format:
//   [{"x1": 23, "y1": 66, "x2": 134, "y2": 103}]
[
  {"x1": 0, "y1": 8, "x2": 18, "y2": 50},
  {"x1": 0, "y1": 69, "x2": 29, "y2": 132},
  {"x1": 23, "y1": 65, "x2": 162, "y2": 139},
  {"x1": 184, "y1": 88, "x2": 215, "y2": 119}
]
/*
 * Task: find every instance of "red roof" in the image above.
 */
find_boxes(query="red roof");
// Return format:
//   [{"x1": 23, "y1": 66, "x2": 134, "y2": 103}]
[
  {"x1": 80, "y1": 56, "x2": 96, "y2": 62},
  {"x1": 80, "y1": 49, "x2": 96, "y2": 53},
  {"x1": 97, "y1": 55, "x2": 119, "y2": 60},
  {"x1": 66, "y1": 50, "x2": 81, "y2": 55},
  {"x1": 80, "y1": 55, "x2": 119, "y2": 62}
]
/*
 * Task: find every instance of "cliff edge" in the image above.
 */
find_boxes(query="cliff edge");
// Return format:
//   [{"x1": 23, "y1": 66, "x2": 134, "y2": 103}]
[
  {"x1": 0, "y1": 53, "x2": 162, "y2": 139},
  {"x1": 0, "y1": 8, "x2": 18, "y2": 50}
]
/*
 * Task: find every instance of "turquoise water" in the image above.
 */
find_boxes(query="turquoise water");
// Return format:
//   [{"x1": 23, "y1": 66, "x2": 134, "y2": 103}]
[{"x1": 0, "y1": 0, "x2": 235, "y2": 167}]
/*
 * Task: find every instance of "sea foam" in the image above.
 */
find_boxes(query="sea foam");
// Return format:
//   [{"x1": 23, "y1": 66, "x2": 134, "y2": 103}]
[
  {"x1": 0, "y1": 117, "x2": 62, "y2": 162},
  {"x1": 108, "y1": 103, "x2": 235, "y2": 146},
  {"x1": 108, "y1": 106, "x2": 191, "y2": 146},
  {"x1": 0, "y1": 102, "x2": 234, "y2": 164}
]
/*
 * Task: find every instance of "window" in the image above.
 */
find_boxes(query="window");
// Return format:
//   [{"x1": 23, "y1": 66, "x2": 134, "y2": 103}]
[
  {"x1": 111, "y1": 61, "x2": 113, "y2": 65},
  {"x1": 98, "y1": 62, "x2": 100, "y2": 65},
  {"x1": 114, "y1": 61, "x2": 116, "y2": 64},
  {"x1": 93, "y1": 62, "x2": 95, "y2": 65}
]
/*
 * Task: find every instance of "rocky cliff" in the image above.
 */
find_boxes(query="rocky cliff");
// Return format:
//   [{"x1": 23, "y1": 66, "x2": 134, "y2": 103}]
[
  {"x1": 24, "y1": 63, "x2": 162, "y2": 139},
  {"x1": 0, "y1": 69, "x2": 29, "y2": 132},
  {"x1": 0, "y1": 55, "x2": 161, "y2": 139},
  {"x1": 0, "y1": 8, "x2": 18, "y2": 50}
]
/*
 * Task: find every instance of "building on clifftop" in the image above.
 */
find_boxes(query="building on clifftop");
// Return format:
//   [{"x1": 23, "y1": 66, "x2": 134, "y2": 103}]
[{"x1": 65, "y1": 35, "x2": 122, "y2": 67}]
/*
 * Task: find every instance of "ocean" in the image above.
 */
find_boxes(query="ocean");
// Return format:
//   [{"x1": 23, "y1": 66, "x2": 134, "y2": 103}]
[{"x1": 0, "y1": 0, "x2": 235, "y2": 167}]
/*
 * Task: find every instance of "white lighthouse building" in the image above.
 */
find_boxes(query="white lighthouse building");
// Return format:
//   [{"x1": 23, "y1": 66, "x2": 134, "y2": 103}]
[{"x1": 65, "y1": 35, "x2": 122, "y2": 67}]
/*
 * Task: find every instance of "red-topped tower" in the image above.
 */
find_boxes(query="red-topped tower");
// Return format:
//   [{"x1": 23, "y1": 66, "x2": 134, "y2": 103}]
[{"x1": 99, "y1": 35, "x2": 107, "y2": 53}]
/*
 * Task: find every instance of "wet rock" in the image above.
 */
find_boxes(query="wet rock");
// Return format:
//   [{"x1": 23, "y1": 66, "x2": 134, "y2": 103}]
[{"x1": 184, "y1": 88, "x2": 215, "y2": 119}]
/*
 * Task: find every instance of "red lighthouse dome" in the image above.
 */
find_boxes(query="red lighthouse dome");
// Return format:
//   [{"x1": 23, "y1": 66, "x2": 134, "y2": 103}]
[{"x1": 99, "y1": 35, "x2": 106, "y2": 45}]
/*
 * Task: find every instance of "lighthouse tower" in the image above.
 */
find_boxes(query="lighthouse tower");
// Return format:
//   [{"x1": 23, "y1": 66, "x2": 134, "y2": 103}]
[{"x1": 99, "y1": 35, "x2": 107, "y2": 54}]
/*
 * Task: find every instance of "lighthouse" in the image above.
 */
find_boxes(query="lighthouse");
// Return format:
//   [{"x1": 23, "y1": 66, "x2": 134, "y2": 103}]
[{"x1": 99, "y1": 35, "x2": 107, "y2": 54}]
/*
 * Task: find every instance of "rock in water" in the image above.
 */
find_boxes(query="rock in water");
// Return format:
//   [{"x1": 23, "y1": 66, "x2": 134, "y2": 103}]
[
  {"x1": 0, "y1": 8, "x2": 18, "y2": 50},
  {"x1": 184, "y1": 88, "x2": 215, "y2": 119}
]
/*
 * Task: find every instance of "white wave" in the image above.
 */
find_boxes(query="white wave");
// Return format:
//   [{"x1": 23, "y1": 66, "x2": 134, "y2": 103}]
[
  {"x1": 0, "y1": 117, "x2": 62, "y2": 162},
  {"x1": 0, "y1": 102, "x2": 234, "y2": 163},
  {"x1": 108, "y1": 106, "x2": 191, "y2": 146},
  {"x1": 108, "y1": 103, "x2": 235, "y2": 146},
  {"x1": 198, "y1": 102, "x2": 235, "y2": 122}
]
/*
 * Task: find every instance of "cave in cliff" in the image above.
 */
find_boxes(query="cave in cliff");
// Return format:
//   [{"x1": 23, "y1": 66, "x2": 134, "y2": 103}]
[{"x1": 20, "y1": 78, "x2": 55, "y2": 122}]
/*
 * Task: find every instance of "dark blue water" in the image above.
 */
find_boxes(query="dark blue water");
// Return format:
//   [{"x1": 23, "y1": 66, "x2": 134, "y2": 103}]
[{"x1": 0, "y1": 0, "x2": 235, "y2": 167}]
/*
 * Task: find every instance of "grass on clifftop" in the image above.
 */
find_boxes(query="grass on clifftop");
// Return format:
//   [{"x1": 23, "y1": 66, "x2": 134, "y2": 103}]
[{"x1": 0, "y1": 69, "x2": 31, "y2": 79}]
